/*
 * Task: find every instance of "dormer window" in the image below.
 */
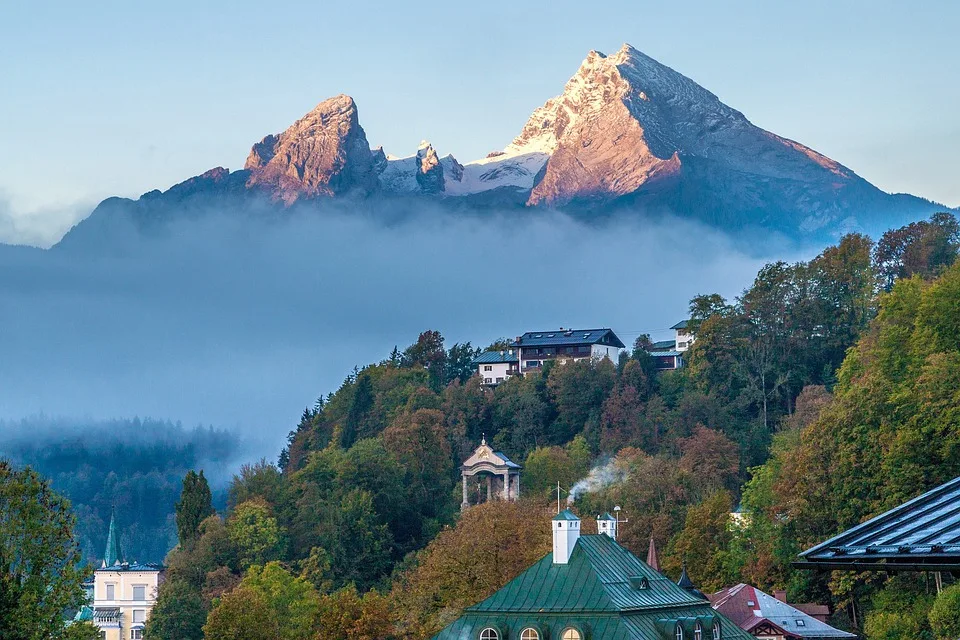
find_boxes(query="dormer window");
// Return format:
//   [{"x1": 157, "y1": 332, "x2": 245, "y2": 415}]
[
  {"x1": 479, "y1": 628, "x2": 499, "y2": 640},
  {"x1": 561, "y1": 629, "x2": 582, "y2": 640},
  {"x1": 521, "y1": 629, "x2": 540, "y2": 640},
  {"x1": 712, "y1": 621, "x2": 721, "y2": 640},
  {"x1": 694, "y1": 622, "x2": 703, "y2": 640},
  {"x1": 675, "y1": 623, "x2": 684, "y2": 640}
]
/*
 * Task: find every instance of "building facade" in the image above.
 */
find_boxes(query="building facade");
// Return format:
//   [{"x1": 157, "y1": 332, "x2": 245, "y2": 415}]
[
  {"x1": 474, "y1": 349, "x2": 520, "y2": 386},
  {"x1": 75, "y1": 513, "x2": 164, "y2": 640}
]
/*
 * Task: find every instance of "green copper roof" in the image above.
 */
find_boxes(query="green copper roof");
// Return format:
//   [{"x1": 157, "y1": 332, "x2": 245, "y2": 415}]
[
  {"x1": 553, "y1": 509, "x2": 581, "y2": 521},
  {"x1": 599, "y1": 513, "x2": 616, "y2": 521},
  {"x1": 433, "y1": 536, "x2": 755, "y2": 639},
  {"x1": 73, "y1": 605, "x2": 94, "y2": 622},
  {"x1": 103, "y1": 510, "x2": 123, "y2": 568},
  {"x1": 469, "y1": 535, "x2": 706, "y2": 614}
]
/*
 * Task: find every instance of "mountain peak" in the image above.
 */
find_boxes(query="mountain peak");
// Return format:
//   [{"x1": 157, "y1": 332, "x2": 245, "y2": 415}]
[{"x1": 244, "y1": 94, "x2": 378, "y2": 203}]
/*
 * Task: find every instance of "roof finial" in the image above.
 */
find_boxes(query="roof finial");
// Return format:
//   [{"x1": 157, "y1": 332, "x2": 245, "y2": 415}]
[{"x1": 481, "y1": 433, "x2": 486, "y2": 446}]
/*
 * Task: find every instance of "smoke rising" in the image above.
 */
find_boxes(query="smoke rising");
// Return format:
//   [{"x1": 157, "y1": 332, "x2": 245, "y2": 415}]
[
  {"x1": 567, "y1": 458, "x2": 629, "y2": 505},
  {"x1": 0, "y1": 203, "x2": 799, "y2": 451}
]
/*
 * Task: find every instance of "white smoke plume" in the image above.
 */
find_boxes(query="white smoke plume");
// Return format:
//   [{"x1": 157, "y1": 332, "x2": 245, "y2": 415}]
[{"x1": 567, "y1": 458, "x2": 629, "y2": 505}]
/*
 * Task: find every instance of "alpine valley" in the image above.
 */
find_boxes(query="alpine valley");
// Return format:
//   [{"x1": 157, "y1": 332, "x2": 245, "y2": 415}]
[{"x1": 55, "y1": 44, "x2": 948, "y2": 250}]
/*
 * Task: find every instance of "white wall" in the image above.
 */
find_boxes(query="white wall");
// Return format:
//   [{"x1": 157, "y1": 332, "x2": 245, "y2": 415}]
[{"x1": 478, "y1": 361, "x2": 512, "y2": 384}]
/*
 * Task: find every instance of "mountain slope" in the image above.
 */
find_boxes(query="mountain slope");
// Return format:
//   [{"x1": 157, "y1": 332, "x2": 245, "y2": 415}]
[{"x1": 53, "y1": 44, "x2": 946, "y2": 248}]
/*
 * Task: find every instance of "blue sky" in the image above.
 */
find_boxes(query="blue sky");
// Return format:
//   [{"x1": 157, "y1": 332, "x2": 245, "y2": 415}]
[{"x1": 1, "y1": 0, "x2": 957, "y2": 241}]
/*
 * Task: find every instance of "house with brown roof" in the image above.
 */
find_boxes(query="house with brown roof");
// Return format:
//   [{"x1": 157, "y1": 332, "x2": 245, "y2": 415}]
[{"x1": 709, "y1": 584, "x2": 854, "y2": 640}]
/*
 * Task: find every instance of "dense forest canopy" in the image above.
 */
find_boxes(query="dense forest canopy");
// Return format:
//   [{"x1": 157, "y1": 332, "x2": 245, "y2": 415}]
[{"x1": 0, "y1": 418, "x2": 243, "y2": 563}]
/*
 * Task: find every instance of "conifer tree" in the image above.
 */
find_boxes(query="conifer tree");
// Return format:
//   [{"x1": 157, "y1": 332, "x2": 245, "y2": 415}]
[{"x1": 175, "y1": 470, "x2": 214, "y2": 548}]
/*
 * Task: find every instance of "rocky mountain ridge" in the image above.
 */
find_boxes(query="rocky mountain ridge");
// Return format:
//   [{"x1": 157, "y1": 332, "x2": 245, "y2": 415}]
[{"x1": 56, "y1": 44, "x2": 946, "y2": 247}]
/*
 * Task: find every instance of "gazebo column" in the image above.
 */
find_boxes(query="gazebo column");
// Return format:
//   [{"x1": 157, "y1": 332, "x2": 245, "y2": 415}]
[
  {"x1": 486, "y1": 476, "x2": 492, "y2": 502},
  {"x1": 502, "y1": 471, "x2": 511, "y2": 500},
  {"x1": 461, "y1": 475, "x2": 469, "y2": 511}
]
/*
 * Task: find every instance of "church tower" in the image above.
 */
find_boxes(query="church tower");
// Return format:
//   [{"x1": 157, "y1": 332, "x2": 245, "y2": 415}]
[{"x1": 102, "y1": 509, "x2": 123, "y2": 568}]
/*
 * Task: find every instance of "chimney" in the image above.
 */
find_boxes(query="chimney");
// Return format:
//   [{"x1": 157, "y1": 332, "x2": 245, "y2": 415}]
[
  {"x1": 774, "y1": 590, "x2": 787, "y2": 603},
  {"x1": 597, "y1": 513, "x2": 617, "y2": 540},
  {"x1": 552, "y1": 510, "x2": 581, "y2": 564}
]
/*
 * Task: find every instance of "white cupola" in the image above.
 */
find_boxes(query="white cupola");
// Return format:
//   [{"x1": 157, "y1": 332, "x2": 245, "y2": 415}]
[
  {"x1": 552, "y1": 509, "x2": 581, "y2": 564},
  {"x1": 597, "y1": 512, "x2": 617, "y2": 540}
]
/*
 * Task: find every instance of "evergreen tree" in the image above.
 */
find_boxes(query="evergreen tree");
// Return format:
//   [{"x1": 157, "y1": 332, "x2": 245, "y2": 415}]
[{"x1": 175, "y1": 470, "x2": 214, "y2": 548}]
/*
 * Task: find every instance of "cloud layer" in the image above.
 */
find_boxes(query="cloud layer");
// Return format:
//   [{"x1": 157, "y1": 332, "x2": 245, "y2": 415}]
[{"x1": 0, "y1": 205, "x2": 792, "y2": 452}]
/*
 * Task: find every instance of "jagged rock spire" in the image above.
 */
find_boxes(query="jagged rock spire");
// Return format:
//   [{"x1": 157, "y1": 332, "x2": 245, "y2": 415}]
[
  {"x1": 646, "y1": 535, "x2": 660, "y2": 572},
  {"x1": 102, "y1": 509, "x2": 123, "y2": 568}
]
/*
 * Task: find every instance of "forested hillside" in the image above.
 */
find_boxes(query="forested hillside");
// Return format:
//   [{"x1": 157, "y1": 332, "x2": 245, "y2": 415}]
[
  {"x1": 140, "y1": 212, "x2": 960, "y2": 639},
  {"x1": 0, "y1": 419, "x2": 241, "y2": 563}
]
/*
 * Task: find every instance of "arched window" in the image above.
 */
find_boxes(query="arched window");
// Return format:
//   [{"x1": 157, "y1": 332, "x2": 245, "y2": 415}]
[
  {"x1": 479, "y1": 628, "x2": 499, "y2": 640},
  {"x1": 694, "y1": 622, "x2": 703, "y2": 640},
  {"x1": 561, "y1": 628, "x2": 582, "y2": 640},
  {"x1": 520, "y1": 629, "x2": 540, "y2": 640},
  {"x1": 675, "y1": 623, "x2": 684, "y2": 640},
  {"x1": 712, "y1": 622, "x2": 722, "y2": 640}
]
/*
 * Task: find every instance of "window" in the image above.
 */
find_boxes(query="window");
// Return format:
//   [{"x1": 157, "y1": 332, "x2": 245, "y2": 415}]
[
  {"x1": 542, "y1": 348, "x2": 554, "y2": 356},
  {"x1": 479, "y1": 629, "x2": 499, "y2": 640},
  {"x1": 484, "y1": 378, "x2": 492, "y2": 384},
  {"x1": 106, "y1": 584, "x2": 115, "y2": 600},
  {"x1": 525, "y1": 360, "x2": 540, "y2": 368},
  {"x1": 675, "y1": 623, "x2": 684, "y2": 640},
  {"x1": 133, "y1": 609, "x2": 146, "y2": 623},
  {"x1": 796, "y1": 620, "x2": 806, "y2": 627},
  {"x1": 133, "y1": 585, "x2": 146, "y2": 601},
  {"x1": 131, "y1": 630, "x2": 143, "y2": 640},
  {"x1": 495, "y1": 377, "x2": 504, "y2": 383},
  {"x1": 694, "y1": 622, "x2": 702, "y2": 640},
  {"x1": 712, "y1": 621, "x2": 721, "y2": 640},
  {"x1": 483, "y1": 365, "x2": 493, "y2": 371},
  {"x1": 521, "y1": 629, "x2": 540, "y2": 640},
  {"x1": 562, "y1": 629, "x2": 582, "y2": 640}
]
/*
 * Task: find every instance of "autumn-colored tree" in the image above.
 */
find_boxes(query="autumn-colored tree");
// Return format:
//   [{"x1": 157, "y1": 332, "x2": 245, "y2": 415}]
[
  {"x1": 229, "y1": 459, "x2": 284, "y2": 509},
  {"x1": 390, "y1": 500, "x2": 552, "y2": 639},
  {"x1": 383, "y1": 408, "x2": 454, "y2": 520},
  {"x1": 663, "y1": 491, "x2": 736, "y2": 593},
  {"x1": 546, "y1": 357, "x2": 617, "y2": 444},
  {"x1": 678, "y1": 426, "x2": 740, "y2": 498},
  {"x1": 316, "y1": 585, "x2": 395, "y2": 640}
]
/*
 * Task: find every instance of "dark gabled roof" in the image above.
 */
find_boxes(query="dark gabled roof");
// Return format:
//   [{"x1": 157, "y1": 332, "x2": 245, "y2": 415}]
[
  {"x1": 671, "y1": 320, "x2": 690, "y2": 330},
  {"x1": 473, "y1": 350, "x2": 519, "y2": 364},
  {"x1": 515, "y1": 329, "x2": 626, "y2": 349},
  {"x1": 468, "y1": 535, "x2": 705, "y2": 614},
  {"x1": 798, "y1": 476, "x2": 960, "y2": 570}
]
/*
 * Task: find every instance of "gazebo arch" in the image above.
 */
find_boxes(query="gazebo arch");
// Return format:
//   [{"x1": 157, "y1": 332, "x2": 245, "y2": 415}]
[{"x1": 460, "y1": 437, "x2": 521, "y2": 510}]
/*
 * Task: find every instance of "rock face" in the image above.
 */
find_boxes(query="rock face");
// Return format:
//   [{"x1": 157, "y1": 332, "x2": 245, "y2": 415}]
[
  {"x1": 518, "y1": 44, "x2": 879, "y2": 228},
  {"x1": 244, "y1": 95, "x2": 379, "y2": 204},
  {"x1": 415, "y1": 141, "x2": 444, "y2": 194},
  {"x1": 53, "y1": 44, "x2": 949, "y2": 249}
]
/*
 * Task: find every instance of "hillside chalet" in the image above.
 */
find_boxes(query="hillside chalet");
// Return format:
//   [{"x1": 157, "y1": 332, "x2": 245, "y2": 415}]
[
  {"x1": 648, "y1": 320, "x2": 696, "y2": 370},
  {"x1": 473, "y1": 328, "x2": 626, "y2": 385}
]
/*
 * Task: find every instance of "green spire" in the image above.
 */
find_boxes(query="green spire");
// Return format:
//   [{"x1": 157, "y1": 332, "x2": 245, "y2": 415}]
[{"x1": 103, "y1": 509, "x2": 123, "y2": 568}]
